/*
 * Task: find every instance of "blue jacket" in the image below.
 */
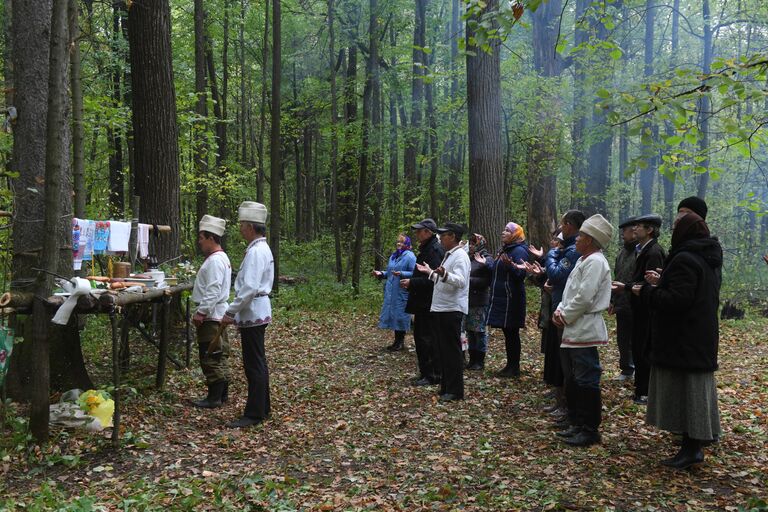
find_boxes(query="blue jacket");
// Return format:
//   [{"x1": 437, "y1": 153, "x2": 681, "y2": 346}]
[
  {"x1": 486, "y1": 242, "x2": 528, "y2": 329},
  {"x1": 378, "y1": 250, "x2": 416, "y2": 331},
  {"x1": 545, "y1": 236, "x2": 580, "y2": 307}
]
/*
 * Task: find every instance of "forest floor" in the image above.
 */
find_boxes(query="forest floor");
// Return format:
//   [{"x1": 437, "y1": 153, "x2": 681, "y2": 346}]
[{"x1": 1, "y1": 290, "x2": 767, "y2": 511}]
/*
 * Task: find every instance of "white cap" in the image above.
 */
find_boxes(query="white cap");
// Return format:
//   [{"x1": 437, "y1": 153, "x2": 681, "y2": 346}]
[
  {"x1": 199, "y1": 214, "x2": 226, "y2": 236},
  {"x1": 580, "y1": 214, "x2": 614, "y2": 249},
  {"x1": 238, "y1": 201, "x2": 268, "y2": 223}
]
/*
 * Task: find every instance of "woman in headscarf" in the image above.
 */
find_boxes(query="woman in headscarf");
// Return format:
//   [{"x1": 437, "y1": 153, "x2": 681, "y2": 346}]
[
  {"x1": 633, "y1": 212, "x2": 722, "y2": 470},
  {"x1": 465, "y1": 234, "x2": 492, "y2": 370},
  {"x1": 483, "y1": 222, "x2": 529, "y2": 377},
  {"x1": 373, "y1": 234, "x2": 417, "y2": 351}
]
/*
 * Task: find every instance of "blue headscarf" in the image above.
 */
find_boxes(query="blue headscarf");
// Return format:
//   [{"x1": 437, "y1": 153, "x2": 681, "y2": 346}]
[{"x1": 391, "y1": 235, "x2": 412, "y2": 259}]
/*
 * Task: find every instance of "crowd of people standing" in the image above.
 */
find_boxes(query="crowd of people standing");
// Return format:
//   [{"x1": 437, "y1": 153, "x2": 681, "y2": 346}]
[
  {"x1": 184, "y1": 195, "x2": 723, "y2": 472},
  {"x1": 371, "y1": 196, "x2": 723, "y2": 469}
]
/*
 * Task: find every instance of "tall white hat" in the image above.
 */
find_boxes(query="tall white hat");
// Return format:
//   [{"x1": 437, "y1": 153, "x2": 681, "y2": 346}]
[
  {"x1": 238, "y1": 201, "x2": 268, "y2": 223},
  {"x1": 199, "y1": 214, "x2": 226, "y2": 236},
  {"x1": 580, "y1": 214, "x2": 614, "y2": 249}
]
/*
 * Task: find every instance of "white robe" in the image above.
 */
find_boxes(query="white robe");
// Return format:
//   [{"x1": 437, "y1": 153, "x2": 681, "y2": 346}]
[
  {"x1": 191, "y1": 250, "x2": 232, "y2": 321},
  {"x1": 556, "y1": 251, "x2": 612, "y2": 348}
]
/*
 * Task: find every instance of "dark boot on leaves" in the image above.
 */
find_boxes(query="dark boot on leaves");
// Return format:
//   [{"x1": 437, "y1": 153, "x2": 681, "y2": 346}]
[
  {"x1": 662, "y1": 434, "x2": 704, "y2": 470},
  {"x1": 467, "y1": 350, "x2": 485, "y2": 371},
  {"x1": 191, "y1": 380, "x2": 226, "y2": 409},
  {"x1": 387, "y1": 331, "x2": 406, "y2": 352}
]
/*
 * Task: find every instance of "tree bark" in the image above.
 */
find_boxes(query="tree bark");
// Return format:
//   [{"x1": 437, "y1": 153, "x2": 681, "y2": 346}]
[
  {"x1": 696, "y1": 0, "x2": 712, "y2": 198},
  {"x1": 466, "y1": 0, "x2": 504, "y2": 254},
  {"x1": 270, "y1": 0, "x2": 281, "y2": 292},
  {"x1": 527, "y1": 0, "x2": 563, "y2": 248},
  {"x1": 128, "y1": 0, "x2": 181, "y2": 263},
  {"x1": 662, "y1": 0, "x2": 680, "y2": 224},
  {"x1": 640, "y1": 0, "x2": 656, "y2": 214},
  {"x1": 256, "y1": 0, "x2": 269, "y2": 203},
  {"x1": 328, "y1": 0, "x2": 343, "y2": 281},
  {"x1": 70, "y1": 0, "x2": 85, "y2": 219},
  {"x1": 403, "y1": 0, "x2": 426, "y2": 215},
  {"x1": 194, "y1": 0, "x2": 209, "y2": 225}
]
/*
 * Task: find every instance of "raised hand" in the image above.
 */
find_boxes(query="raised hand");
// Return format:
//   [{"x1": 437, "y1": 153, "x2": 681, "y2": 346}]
[
  {"x1": 415, "y1": 262, "x2": 432, "y2": 274},
  {"x1": 528, "y1": 245, "x2": 544, "y2": 259}
]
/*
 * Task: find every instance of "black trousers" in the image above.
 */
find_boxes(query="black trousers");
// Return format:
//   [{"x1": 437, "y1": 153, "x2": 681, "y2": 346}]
[
  {"x1": 632, "y1": 311, "x2": 651, "y2": 397},
  {"x1": 615, "y1": 309, "x2": 634, "y2": 375},
  {"x1": 240, "y1": 324, "x2": 271, "y2": 419},
  {"x1": 501, "y1": 327, "x2": 521, "y2": 371},
  {"x1": 433, "y1": 311, "x2": 464, "y2": 398},
  {"x1": 414, "y1": 313, "x2": 440, "y2": 381}
]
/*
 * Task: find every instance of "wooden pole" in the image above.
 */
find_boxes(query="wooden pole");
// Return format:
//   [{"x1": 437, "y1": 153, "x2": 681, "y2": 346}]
[
  {"x1": 110, "y1": 309, "x2": 121, "y2": 449},
  {"x1": 128, "y1": 195, "x2": 140, "y2": 268},
  {"x1": 155, "y1": 294, "x2": 172, "y2": 389}
]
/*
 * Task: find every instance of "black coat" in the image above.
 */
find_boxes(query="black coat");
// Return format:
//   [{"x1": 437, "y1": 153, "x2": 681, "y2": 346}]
[
  {"x1": 626, "y1": 238, "x2": 667, "y2": 340},
  {"x1": 640, "y1": 237, "x2": 722, "y2": 372},
  {"x1": 405, "y1": 235, "x2": 445, "y2": 314},
  {"x1": 468, "y1": 253, "x2": 492, "y2": 308}
]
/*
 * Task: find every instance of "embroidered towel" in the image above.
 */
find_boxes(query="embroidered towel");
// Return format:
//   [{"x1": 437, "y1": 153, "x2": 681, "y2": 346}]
[{"x1": 137, "y1": 223, "x2": 151, "y2": 259}]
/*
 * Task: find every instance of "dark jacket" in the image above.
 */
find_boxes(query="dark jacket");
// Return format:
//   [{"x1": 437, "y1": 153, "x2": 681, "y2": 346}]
[
  {"x1": 487, "y1": 242, "x2": 528, "y2": 329},
  {"x1": 468, "y1": 251, "x2": 492, "y2": 308},
  {"x1": 611, "y1": 243, "x2": 636, "y2": 313},
  {"x1": 626, "y1": 237, "x2": 666, "y2": 312},
  {"x1": 640, "y1": 237, "x2": 722, "y2": 372},
  {"x1": 545, "y1": 236, "x2": 580, "y2": 307},
  {"x1": 405, "y1": 235, "x2": 445, "y2": 315}
]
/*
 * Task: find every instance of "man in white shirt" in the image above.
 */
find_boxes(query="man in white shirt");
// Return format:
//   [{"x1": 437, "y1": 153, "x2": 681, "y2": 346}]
[
  {"x1": 416, "y1": 222, "x2": 470, "y2": 402},
  {"x1": 190, "y1": 215, "x2": 232, "y2": 409},
  {"x1": 552, "y1": 214, "x2": 614, "y2": 446},
  {"x1": 221, "y1": 201, "x2": 275, "y2": 428}
]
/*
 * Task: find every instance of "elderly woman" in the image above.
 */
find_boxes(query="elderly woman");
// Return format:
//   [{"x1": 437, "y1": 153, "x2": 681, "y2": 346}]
[
  {"x1": 373, "y1": 234, "x2": 416, "y2": 351},
  {"x1": 483, "y1": 222, "x2": 529, "y2": 378},
  {"x1": 465, "y1": 234, "x2": 492, "y2": 370},
  {"x1": 634, "y1": 212, "x2": 722, "y2": 469}
]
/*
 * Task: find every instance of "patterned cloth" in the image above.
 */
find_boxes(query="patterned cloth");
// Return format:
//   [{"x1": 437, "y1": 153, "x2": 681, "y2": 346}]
[
  {"x1": 646, "y1": 366, "x2": 721, "y2": 441},
  {"x1": 504, "y1": 222, "x2": 526, "y2": 244},
  {"x1": 465, "y1": 304, "x2": 489, "y2": 333}
]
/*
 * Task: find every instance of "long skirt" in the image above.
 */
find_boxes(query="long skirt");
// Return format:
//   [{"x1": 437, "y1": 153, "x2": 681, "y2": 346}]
[{"x1": 646, "y1": 366, "x2": 721, "y2": 441}]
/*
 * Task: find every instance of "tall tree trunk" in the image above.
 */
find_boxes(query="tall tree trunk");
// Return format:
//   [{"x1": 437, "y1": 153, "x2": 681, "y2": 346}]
[
  {"x1": 466, "y1": 0, "x2": 504, "y2": 253},
  {"x1": 220, "y1": 0, "x2": 231, "y2": 219},
  {"x1": 194, "y1": 0, "x2": 208, "y2": 223},
  {"x1": 353, "y1": 0, "x2": 381, "y2": 293},
  {"x1": 128, "y1": 0, "x2": 181, "y2": 262},
  {"x1": 70, "y1": 0, "x2": 85, "y2": 219},
  {"x1": 696, "y1": 0, "x2": 712, "y2": 198},
  {"x1": 639, "y1": 0, "x2": 656, "y2": 214},
  {"x1": 446, "y1": 0, "x2": 461, "y2": 219},
  {"x1": 239, "y1": 0, "x2": 248, "y2": 168},
  {"x1": 403, "y1": 0, "x2": 426, "y2": 215},
  {"x1": 662, "y1": 0, "x2": 680, "y2": 224},
  {"x1": 528, "y1": 0, "x2": 562, "y2": 248},
  {"x1": 270, "y1": 0, "x2": 281, "y2": 292},
  {"x1": 570, "y1": 0, "x2": 588, "y2": 209},
  {"x1": 328, "y1": 0, "x2": 343, "y2": 281},
  {"x1": 425, "y1": 49, "x2": 439, "y2": 220},
  {"x1": 29, "y1": 0, "x2": 70, "y2": 442},
  {"x1": 256, "y1": 0, "x2": 269, "y2": 203},
  {"x1": 108, "y1": 2, "x2": 125, "y2": 214},
  {"x1": 341, "y1": 43, "x2": 358, "y2": 230}
]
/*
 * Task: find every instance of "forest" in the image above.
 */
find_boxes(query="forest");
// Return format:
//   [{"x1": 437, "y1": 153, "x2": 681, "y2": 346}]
[{"x1": 1, "y1": 0, "x2": 767, "y2": 510}]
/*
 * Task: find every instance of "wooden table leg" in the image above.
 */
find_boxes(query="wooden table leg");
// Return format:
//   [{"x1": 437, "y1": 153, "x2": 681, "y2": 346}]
[{"x1": 156, "y1": 295, "x2": 172, "y2": 389}]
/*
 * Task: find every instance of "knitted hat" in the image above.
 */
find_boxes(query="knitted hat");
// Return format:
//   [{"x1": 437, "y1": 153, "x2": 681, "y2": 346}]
[
  {"x1": 238, "y1": 201, "x2": 268, "y2": 223},
  {"x1": 579, "y1": 214, "x2": 614, "y2": 249},
  {"x1": 199, "y1": 214, "x2": 226, "y2": 236},
  {"x1": 677, "y1": 196, "x2": 708, "y2": 220}
]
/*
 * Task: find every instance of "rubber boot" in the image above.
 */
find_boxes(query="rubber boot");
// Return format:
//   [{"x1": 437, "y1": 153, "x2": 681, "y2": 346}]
[
  {"x1": 563, "y1": 386, "x2": 601, "y2": 447},
  {"x1": 191, "y1": 380, "x2": 226, "y2": 409}
]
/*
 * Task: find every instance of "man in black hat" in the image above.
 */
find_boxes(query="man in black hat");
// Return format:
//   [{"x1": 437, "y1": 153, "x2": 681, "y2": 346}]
[
  {"x1": 609, "y1": 216, "x2": 637, "y2": 381},
  {"x1": 611, "y1": 213, "x2": 666, "y2": 404},
  {"x1": 415, "y1": 222, "x2": 470, "y2": 401},
  {"x1": 401, "y1": 218, "x2": 445, "y2": 386}
]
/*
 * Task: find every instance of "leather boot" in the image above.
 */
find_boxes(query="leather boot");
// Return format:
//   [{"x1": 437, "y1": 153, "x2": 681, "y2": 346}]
[
  {"x1": 191, "y1": 380, "x2": 226, "y2": 409},
  {"x1": 662, "y1": 434, "x2": 704, "y2": 469},
  {"x1": 221, "y1": 381, "x2": 229, "y2": 403},
  {"x1": 497, "y1": 335, "x2": 520, "y2": 377},
  {"x1": 467, "y1": 350, "x2": 484, "y2": 370},
  {"x1": 563, "y1": 386, "x2": 601, "y2": 447},
  {"x1": 387, "y1": 331, "x2": 405, "y2": 352}
]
